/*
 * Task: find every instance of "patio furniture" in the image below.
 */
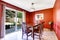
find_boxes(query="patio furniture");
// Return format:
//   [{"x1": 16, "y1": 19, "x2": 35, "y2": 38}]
[{"x1": 5, "y1": 22, "x2": 14, "y2": 29}]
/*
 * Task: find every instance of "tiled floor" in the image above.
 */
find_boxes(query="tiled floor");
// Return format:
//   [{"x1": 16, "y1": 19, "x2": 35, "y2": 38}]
[{"x1": 1, "y1": 28, "x2": 58, "y2": 40}]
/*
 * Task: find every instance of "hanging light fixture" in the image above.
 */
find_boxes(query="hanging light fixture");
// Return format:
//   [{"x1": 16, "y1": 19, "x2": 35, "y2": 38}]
[{"x1": 30, "y1": 3, "x2": 35, "y2": 11}]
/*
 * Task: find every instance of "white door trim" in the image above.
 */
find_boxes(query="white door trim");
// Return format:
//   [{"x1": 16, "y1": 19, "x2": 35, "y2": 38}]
[{"x1": 3, "y1": 6, "x2": 26, "y2": 36}]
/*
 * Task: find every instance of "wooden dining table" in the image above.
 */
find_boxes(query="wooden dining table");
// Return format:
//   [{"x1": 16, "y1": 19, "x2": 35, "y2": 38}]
[{"x1": 27, "y1": 23, "x2": 44, "y2": 40}]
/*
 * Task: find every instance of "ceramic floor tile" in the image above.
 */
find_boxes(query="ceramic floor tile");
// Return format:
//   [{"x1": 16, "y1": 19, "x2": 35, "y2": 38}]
[{"x1": 1, "y1": 28, "x2": 58, "y2": 40}]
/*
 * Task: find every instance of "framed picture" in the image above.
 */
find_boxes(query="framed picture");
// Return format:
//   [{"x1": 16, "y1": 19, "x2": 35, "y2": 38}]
[{"x1": 35, "y1": 14, "x2": 44, "y2": 20}]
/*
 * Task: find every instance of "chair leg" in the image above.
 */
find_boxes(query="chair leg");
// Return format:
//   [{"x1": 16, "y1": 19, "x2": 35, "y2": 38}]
[
  {"x1": 39, "y1": 31, "x2": 43, "y2": 40},
  {"x1": 39, "y1": 30, "x2": 41, "y2": 40},
  {"x1": 39, "y1": 34, "x2": 41, "y2": 40},
  {"x1": 33, "y1": 34, "x2": 34, "y2": 40},
  {"x1": 22, "y1": 32, "x2": 23, "y2": 39},
  {"x1": 27, "y1": 34, "x2": 28, "y2": 40},
  {"x1": 32, "y1": 27, "x2": 34, "y2": 40},
  {"x1": 32, "y1": 32, "x2": 34, "y2": 40}
]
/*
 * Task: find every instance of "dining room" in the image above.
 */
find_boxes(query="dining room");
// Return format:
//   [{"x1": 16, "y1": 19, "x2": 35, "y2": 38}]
[{"x1": 0, "y1": 0, "x2": 60, "y2": 40}]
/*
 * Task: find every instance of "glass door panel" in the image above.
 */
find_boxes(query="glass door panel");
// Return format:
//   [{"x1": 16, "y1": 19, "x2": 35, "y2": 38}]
[
  {"x1": 5, "y1": 9, "x2": 16, "y2": 34},
  {"x1": 17, "y1": 12, "x2": 22, "y2": 30}
]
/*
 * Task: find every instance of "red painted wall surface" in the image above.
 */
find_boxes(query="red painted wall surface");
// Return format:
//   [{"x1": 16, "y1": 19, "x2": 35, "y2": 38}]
[
  {"x1": 0, "y1": 3, "x2": 4, "y2": 38},
  {"x1": 53, "y1": 0, "x2": 60, "y2": 40},
  {"x1": 27, "y1": 8, "x2": 53, "y2": 28},
  {"x1": 26, "y1": 12, "x2": 31, "y2": 24}
]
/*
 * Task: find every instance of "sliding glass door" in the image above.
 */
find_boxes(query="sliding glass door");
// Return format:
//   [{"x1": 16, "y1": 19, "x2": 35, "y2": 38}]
[
  {"x1": 5, "y1": 9, "x2": 16, "y2": 34},
  {"x1": 17, "y1": 12, "x2": 22, "y2": 30},
  {"x1": 5, "y1": 7, "x2": 24, "y2": 34}
]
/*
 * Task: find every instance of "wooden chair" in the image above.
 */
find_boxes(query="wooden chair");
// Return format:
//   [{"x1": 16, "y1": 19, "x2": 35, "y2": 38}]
[
  {"x1": 33, "y1": 23, "x2": 44, "y2": 40},
  {"x1": 21, "y1": 22, "x2": 32, "y2": 40}
]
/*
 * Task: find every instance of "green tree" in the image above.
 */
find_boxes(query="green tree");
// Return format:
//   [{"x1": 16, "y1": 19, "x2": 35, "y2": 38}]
[{"x1": 17, "y1": 12, "x2": 22, "y2": 18}]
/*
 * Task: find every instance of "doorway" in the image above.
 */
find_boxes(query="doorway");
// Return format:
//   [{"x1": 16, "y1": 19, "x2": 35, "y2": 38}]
[{"x1": 4, "y1": 7, "x2": 26, "y2": 34}]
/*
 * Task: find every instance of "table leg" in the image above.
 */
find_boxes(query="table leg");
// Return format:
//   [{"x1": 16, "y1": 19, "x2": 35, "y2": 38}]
[{"x1": 32, "y1": 27, "x2": 34, "y2": 40}]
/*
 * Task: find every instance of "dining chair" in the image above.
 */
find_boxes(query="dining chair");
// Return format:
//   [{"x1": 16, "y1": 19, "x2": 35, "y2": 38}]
[
  {"x1": 21, "y1": 22, "x2": 32, "y2": 40},
  {"x1": 33, "y1": 23, "x2": 44, "y2": 40}
]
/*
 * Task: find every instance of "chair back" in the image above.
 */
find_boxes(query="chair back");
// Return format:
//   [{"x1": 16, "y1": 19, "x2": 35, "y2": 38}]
[{"x1": 22, "y1": 22, "x2": 27, "y2": 33}]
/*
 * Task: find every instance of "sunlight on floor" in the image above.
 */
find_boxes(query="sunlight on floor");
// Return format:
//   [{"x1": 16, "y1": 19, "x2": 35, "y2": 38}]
[{"x1": 1, "y1": 28, "x2": 58, "y2": 40}]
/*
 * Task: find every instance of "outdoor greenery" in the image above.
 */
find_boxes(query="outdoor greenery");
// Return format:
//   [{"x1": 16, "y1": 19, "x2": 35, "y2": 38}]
[
  {"x1": 6, "y1": 9, "x2": 22, "y2": 18},
  {"x1": 6, "y1": 9, "x2": 15, "y2": 18},
  {"x1": 6, "y1": 9, "x2": 22, "y2": 23},
  {"x1": 17, "y1": 12, "x2": 22, "y2": 18}
]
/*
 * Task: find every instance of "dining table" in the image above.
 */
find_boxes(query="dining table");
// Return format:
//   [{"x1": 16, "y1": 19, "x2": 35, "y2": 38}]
[{"x1": 27, "y1": 22, "x2": 44, "y2": 40}]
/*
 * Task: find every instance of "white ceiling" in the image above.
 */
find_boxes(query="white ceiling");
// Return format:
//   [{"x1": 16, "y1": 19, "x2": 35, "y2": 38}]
[{"x1": 2, "y1": 0, "x2": 56, "y2": 12}]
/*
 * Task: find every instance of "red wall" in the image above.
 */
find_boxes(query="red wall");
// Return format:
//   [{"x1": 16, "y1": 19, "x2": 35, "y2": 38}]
[
  {"x1": 27, "y1": 8, "x2": 53, "y2": 28},
  {"x1": 26, "y1": 12, "x2": 31, "y2": 24},
  {"x1": 53, "y1": 0, "x2": 60, "y2": 40},
  {"x1": 0, "y1": 2, "x2": 4, "y2": 38}
]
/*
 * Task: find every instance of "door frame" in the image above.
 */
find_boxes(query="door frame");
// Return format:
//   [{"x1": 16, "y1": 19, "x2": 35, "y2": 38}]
[{"x1": 3, "y1": 6, "x2": 26, "y2": 36}]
